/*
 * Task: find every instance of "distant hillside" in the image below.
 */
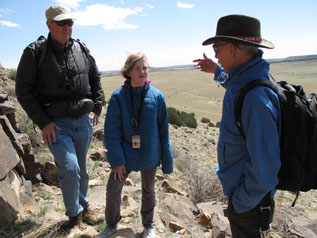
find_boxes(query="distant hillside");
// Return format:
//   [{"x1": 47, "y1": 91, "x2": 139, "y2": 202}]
[
  {"x1": 283, "y1": 54, "x2": 317, "y2": 62},
  {"x1": 101, "y1": 64, "x2": 194, "y2": 77},
  {"x1": 101, "y1": 54, "x2": 317, "y2": 77},
  {"x1": 268, "y1": 54, "x2": 317, "y2": 63}
]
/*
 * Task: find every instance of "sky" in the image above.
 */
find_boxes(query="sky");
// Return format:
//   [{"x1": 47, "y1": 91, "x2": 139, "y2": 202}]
[{"x1": 0, "y1": 0, "x2": 316, "y2": 71}]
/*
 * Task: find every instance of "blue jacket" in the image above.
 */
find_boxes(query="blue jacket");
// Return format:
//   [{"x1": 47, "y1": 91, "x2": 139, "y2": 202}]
[
  {"x1": 104, "y1": 79, "x2": 173, "y2": 174},
  {"x1": 214, "y1": 50, "x2": 281, "y2": 213}
]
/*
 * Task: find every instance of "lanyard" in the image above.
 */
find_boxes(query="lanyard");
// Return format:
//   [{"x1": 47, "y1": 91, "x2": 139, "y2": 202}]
[{"x1": 129, "y1": 83, "x2": 147, "y2": 131}]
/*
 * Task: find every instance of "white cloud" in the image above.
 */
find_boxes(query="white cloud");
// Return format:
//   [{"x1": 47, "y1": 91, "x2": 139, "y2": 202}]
[
  {"x1": 0, "y1": 8, "x2": 15, "y2": 15},
  {"x1": 177, "y1": 1, "x2": 195, "y2": 9},
  {"x1": 0, "y1": 20, "x2": 20, "y2": 27},
  {"x1": 73, "y1": 4, "x2": 142, "y2": 30},
  {"x1": 146, "y1": 4, "x2": 154, "y2": 9},
  {"x1": 54, "y1": 0, "x2": 83, "y2": 9}
]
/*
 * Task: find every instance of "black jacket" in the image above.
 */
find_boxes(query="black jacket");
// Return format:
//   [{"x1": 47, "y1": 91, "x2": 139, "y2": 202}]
[{"x1": 16, "y1": 33, "x2": 103, "y2": 129}]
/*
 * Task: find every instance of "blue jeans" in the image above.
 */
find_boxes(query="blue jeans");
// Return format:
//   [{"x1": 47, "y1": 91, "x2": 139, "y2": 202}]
[{"x1": 48, "y1": 115, "x2": 93, "y2": 217}]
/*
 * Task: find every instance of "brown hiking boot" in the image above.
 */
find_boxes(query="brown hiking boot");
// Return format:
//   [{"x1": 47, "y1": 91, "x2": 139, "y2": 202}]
[
  {"x1": 60, "y1": 212, "x2": 82, "y2": 233},
  {"x1": 82, "y1": 203, "x2": 99, "y2": 225}
]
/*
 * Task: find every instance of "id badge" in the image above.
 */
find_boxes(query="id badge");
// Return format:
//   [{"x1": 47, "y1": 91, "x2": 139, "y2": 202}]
[{"x1": 132, "y1": 135, "x2": 141, "y2": 149}]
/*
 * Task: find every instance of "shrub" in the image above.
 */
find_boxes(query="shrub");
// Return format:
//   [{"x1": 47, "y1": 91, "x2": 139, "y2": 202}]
[
  {"x1": 7, "y1": 68, "x2": 17, "y2": 81},
  {"x1": 186, "y1": 160, "x2": 226, "y2": 204},
  {"x1": 208, "y1": 122, "x2": 215, "y2": 127},
  {"x1": 167, "y1": 107, "x2": 197, "y2": 129},
  {"x1": 102, "y1": 91, "x2": 107, "y2": 106},
  {"x1": 201, "y1": 117, "x2": 210, "y2": 123},
  {"x1": 167, "y1": 107, "x2": 182, "y2": 127},
  {"x1": 17, "y1": 109, "x2": 42, "y2": 148},
  {"x1": 216, "y1": 121, "x2": 221, "y2": 128},
  {"x1": 174, "y1": 155, "x2": 226, "y2": 204},
  {"x1": 6, "y1": 85, "x2": 16, "y2": 97},
  {"x1": 180, "y1": 111, "x2": 197, "y2": 128}
]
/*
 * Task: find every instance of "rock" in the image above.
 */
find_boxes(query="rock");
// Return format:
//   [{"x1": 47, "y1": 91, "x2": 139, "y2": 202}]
[
  {"x1": 89, "y1": 179, "x2": 104, "y2": 187},
  {"x1": 125, "y1": 178, "x2": 134, "y2": 186},
  {"x1": 93, "y1": 127, "x2": 104, "y2": 141},
  {"x1": 161, "y1": 179, "x2": 188, "y2": 196},
  {"x1": 41, "y1": 161, "x2": 59, "y2": 186},
  {"x1": 17, "y1": 133, "x2": 32, "y2": 154},
  {"x1": 159, "y1": 193, "x2": 197, "y2": 221},
  {"x1": 0, "y1": 93, "x2": 8, "y2": 102},
  {"x1": 196, "y1": 201, "x2": 230, "y2": 236},
  {"x1": 0, "y1": 100, "x2": 16, "y2": 115},
  {"x1": 24, "y1": 155, "x2": 43, "y2": 184},
  {"x1": 0, "y1": 170, "x2": 37, "y2": 224},
  {"x1": 159, "y1": 212, "x2": 188, "y2": 232},
  {"x1": 0, "y1": 126, "x2": 20, "y2": 180},
  {"x1": 89, "y1": 148, "x2": 108, "y2": 162},
  {"x1": 6, "y1": 112, "x2": 20, "y2": 132},
  {"x1": 111, "y1": 228, "x2": 136, "y2": 238},
  {"x1": 196, "y1": 213, "x2": 211, "y2": 228}
]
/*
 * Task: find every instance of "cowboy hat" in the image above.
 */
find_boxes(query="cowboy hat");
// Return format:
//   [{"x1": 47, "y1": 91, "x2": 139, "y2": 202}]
[{"x1": 202, "y1": 14, "x2": 274, "y2": 49}]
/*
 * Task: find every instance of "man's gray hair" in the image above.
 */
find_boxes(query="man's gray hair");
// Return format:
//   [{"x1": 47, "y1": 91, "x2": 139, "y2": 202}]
[{"x1": 237, "y1": 44, "x2": 258, "y2": 57}]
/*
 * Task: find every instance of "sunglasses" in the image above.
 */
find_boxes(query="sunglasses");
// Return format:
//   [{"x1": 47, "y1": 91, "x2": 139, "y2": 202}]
[
  {"x1": 54, "y1": 19, "x2": 74, "y2": 27},
  {"x1": 213, "y1": 42, "x2": 229, "y2": 54}
]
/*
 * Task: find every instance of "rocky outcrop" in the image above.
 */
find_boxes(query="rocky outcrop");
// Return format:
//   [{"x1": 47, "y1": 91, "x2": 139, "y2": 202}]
[{"x1": 0, "y1": 68, "x2": 38, "y2": 224}]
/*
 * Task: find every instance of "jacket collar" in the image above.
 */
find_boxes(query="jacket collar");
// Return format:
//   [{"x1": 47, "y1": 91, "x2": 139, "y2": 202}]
[
  {"x1": 47, "y1": 33, "x2": 73, "y2": 53},
  {"x1": 227, "y1": 49, "x2": 270, "y2": 85},
  {"x1": 122, "y1": 79, "x2": 151, "y2": 88}
]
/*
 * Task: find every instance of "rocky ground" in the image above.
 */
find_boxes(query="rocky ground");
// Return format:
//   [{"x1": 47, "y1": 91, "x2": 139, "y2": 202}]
[
  {"x1": 1, "y1": 66, "x2": 317, "y2": 238},
  {"x1": 3, "y1": 122, "x2": 315, "y2": 238}
]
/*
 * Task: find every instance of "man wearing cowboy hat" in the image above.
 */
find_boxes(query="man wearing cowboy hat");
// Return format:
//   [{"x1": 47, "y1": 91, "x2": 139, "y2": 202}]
[
  {"x1": 193, "y1": 15, "x2": 281, "y2": 237},
  {"x1": 16, "y1": 5, "x2": 102, "y2": 232}
]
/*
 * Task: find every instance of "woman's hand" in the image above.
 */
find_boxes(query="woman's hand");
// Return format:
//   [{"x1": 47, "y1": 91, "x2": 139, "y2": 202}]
[{"x1": 111, "y1": 164, "x2": 127, "y2": 181}]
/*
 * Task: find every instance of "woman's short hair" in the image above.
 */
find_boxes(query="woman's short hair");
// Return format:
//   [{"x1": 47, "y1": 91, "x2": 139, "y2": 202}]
[{"x1": 121, "y1": 53, "x2": 148, "y2": 80}]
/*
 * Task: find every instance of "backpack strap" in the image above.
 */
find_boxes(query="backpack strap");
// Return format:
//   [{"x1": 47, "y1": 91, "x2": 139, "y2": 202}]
[
  {"x1": 35, "y1": 35, "x2": 47, "y2": 70},
  {"x1": 234, "y1": 79, "x2": 279, "y2": 138},
  {"x1": 30, "y1": 36, "x2": 47, "y2": 133},
  {"x1": 75, "y1": 39, "x2": 92, "y2": 65},
  {"x1": 259, "y1": 191, "x2": 272, "y2": 237}
]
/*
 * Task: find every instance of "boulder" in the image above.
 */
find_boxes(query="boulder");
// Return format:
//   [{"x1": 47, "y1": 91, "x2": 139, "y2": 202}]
[
  {"x1": 0, "y1": 170, "x2": 37, "y2": 224},
  {"x1": 0, "y1": 126, "x2": 20, "y2": 179}
]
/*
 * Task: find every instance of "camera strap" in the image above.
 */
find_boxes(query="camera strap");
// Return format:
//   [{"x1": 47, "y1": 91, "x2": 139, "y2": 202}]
[{"x1": 129, "y1": 82, "x2": 147, "y2": 131}]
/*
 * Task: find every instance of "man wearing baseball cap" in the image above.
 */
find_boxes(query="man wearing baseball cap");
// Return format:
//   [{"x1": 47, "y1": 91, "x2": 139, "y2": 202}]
[
  {"x1": 193, "y1": 15, "x2": 281, "y2": 237},
  {"x1": 16, "y1": 5, "x2": 103, "y2": 232}
]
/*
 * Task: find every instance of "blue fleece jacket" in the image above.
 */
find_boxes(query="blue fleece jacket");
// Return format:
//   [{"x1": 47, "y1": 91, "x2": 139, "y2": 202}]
[
  {"x1": 104, "y1": 80, "x2": 173, "y2": 174},
  {"x1": 215, "y1": 50, "x2": 281, "y2": 213}
]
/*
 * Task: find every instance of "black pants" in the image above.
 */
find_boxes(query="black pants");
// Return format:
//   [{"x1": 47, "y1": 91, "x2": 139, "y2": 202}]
[
  {"x1": 225, "y1": 195, "x2": 275, "y2": 238},
  {"x1": 105, "y1": 168, "x2": 157, "y2": 228}
]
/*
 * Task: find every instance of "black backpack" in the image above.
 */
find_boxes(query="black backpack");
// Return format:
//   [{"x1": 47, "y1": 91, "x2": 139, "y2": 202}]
[
  {"x1": 33, "y1": 35, "x2": 92, "y2": 104},
  {"x1": 34, "y1": 35, "x2": 92, "y2": 70},
  {"x1": 235, "y1": 77, "x2": 317, "y2": 205}
]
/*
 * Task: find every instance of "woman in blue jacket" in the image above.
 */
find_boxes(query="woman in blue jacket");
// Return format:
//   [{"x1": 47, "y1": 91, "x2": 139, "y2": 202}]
[{"x1": 97, "y1": 53, "x2": 173, "y2": 238}]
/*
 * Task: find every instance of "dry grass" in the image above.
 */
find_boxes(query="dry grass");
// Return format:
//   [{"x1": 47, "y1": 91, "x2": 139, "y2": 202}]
[
  {"x1": 101, "y1": 69, "x2": 225, "y2": 123},
  {"x1": 270, "y1": 60, "x2": 317, "y2": 94}
]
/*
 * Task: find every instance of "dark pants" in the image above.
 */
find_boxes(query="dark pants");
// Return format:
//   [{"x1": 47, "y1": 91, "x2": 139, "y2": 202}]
[
  {"x1": 225, "y1": 195, "x2": 275, "y2": 238},
  {"x1": 105, "y1": 168, "x2": 156, "y2": 228}
]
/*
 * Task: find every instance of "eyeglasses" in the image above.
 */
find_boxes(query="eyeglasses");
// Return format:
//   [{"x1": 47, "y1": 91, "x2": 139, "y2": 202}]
[
  {"x1": 53, "y1": 20, "x2": 74, "y2": 27},
  {"x1": 213, "y1": 42, "x2": 229, "y2": 54}
]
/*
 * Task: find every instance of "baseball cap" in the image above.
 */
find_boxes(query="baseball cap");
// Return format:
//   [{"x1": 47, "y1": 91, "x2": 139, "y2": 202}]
[{"x1": 45, "y1": 5, "x2": 75, "y2": 21}]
